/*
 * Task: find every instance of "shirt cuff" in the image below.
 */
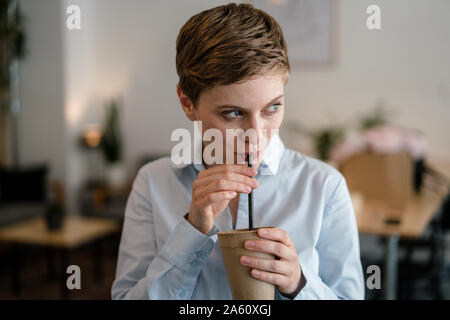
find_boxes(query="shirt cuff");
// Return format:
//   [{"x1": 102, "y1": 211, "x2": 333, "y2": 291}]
[
  {"x1": 159, "y1": 215, "x2": 218, "y2": 270},
  {"x1": 276, "y1": 265, "x2": 307, "y2": 300},
  {"x1": 291, "y1": 262, "x2": 335, "y2": 300},
  {"x1": 279, "y1": 270, "x2": 307, "y2": 300}
]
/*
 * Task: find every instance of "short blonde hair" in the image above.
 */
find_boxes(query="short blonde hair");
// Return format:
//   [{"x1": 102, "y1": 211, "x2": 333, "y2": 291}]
[{"x1": 176, "y1": 2, "x2": 290, "y2": 106}]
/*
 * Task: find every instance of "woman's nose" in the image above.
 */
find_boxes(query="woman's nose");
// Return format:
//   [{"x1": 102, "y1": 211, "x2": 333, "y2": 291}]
[
  {"x1": 246, "y1": 114, "x2": 263, "y2": 132},
  {"x1": 243, "y1": 117, "x2": 265, "y2": 145}
]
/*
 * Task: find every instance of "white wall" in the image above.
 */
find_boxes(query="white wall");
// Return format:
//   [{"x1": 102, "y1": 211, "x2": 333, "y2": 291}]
[
  {"x1": 62, "y1": 0, "x2": 98, "y2": 211},
  {"x1": 282, "y1": 0, "x2": 450, "y2": 159},
  {"x1": 86, "y1": 0, "x2": 241, "y2": 169},
  {"x1": 18, "y1": 0, "x2": 65, "y2": 181},
  {"x1": 81, "y1": 0, "x2": 450, "y2": 162},
  {"x1": 18, "y1": 0, "x2": 450, "y2": 212}
]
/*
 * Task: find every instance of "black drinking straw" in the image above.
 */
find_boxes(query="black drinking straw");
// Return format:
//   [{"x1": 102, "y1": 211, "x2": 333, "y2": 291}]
[{"x1": 247, "y1": 154, "x2": 254, "y2": 230}]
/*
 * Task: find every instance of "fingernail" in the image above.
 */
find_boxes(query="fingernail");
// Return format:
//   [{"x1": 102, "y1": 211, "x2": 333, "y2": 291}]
[
  {"x1": 245, "y1": 187, "x2": 251, "y2": 193},
  {"x1": 259, "y1": 229, "x2": 268, "y2": 236},
  {"x1": 241, "y1": 256, "x2": 250, "y2": 264},
  {"x1": 246, "y1": 240, "x2": 255, "y2": 248},
  {"x1": 252, "y1": 269, "x2": 260, "y2": 276}
]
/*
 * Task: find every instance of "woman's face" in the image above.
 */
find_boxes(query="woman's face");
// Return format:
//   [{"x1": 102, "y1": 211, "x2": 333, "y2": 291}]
[{"x1": 177, "y1": 70, "x2": 285, "y2": 169}]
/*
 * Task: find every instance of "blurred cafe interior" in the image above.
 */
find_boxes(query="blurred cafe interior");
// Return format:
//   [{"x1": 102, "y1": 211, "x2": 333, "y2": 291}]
[{"x1": 0, "y1": 0, "x2": 449, "y2": 300}]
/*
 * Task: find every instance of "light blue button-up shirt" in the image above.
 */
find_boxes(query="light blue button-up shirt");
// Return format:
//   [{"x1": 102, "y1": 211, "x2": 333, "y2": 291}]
[{"x1": 111, "y1": 134, "x2": 364, "y2": 300}]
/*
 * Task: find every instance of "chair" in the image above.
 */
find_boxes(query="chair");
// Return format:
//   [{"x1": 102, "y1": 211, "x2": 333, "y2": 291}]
[
  {"x1": 396, "y1": 168, "x2": 450, "y2": 299},
  {"x1": 0, "y1": 164, "x2": 49, "y2": 227}
]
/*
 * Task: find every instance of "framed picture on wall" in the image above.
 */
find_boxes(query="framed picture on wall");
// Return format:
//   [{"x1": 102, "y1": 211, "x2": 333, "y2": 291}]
[{"x1": 249, "y1": 0, "x2": 337, "y2": 68}]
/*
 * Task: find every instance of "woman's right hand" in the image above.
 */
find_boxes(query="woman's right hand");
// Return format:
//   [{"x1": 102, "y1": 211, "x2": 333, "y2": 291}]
[{"x1": 187, "y1": 164, "x2": 258, "y2": 234}]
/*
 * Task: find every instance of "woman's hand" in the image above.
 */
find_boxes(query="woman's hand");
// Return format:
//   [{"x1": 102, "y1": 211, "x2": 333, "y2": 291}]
[
  {"x1": 240, "y1": 228, "x2": 302, "y2": 297},
  {"x1": 188, "y1": 164, "x2": 258, "y2": 234}
]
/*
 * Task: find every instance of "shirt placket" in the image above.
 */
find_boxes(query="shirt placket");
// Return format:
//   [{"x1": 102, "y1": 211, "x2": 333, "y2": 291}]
[{"x1": 234, "y1": 192, "x2": 249, "y2": 230}]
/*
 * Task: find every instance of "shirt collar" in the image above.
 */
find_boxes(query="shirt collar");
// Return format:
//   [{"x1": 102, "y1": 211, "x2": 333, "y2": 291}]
[{"x1": 170, "y1": 132, "x2": 285, "y2": 176}]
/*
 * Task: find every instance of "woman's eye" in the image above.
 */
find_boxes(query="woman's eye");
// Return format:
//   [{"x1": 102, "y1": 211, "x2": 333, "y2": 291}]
[
  {"x1": 266, "y1": 103, "x2": 281, "y2": 113},
  {"x1": 221, "y1": 104, "x2": 280, "y2": 120},
  {"x1": 222, "y1": 110, "x2": 242, "y2": 119}
]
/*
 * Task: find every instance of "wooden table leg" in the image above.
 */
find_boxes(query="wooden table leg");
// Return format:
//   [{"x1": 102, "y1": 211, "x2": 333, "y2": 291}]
[
  {"x1": 93, "y1": 238, "x2": 103, "y2": 283},
  {"x1": 384, "y1": 234, "x2": 399, "y2": 300},
  {"x1": 60, "y1": 248, "x2": 69, "y2": 300},
  {"x1": 10, "y1": 243, "x2": 20, "y2": 296},
  {"x1": 46, "y1": 247, "x2": 56, "y2": 281}
]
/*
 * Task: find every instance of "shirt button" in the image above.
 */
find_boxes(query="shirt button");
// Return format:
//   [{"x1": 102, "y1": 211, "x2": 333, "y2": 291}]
[{"x1": 191, "y1": 260, "x2": 201, "y2": 267}]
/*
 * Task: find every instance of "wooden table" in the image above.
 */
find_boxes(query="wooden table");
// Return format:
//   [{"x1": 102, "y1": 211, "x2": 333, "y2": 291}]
[
  {"x1": 355, "y1": 187, "x2": 446, "y2": 238},
  {"x1": 0, "y1": 215, "x2": 121, "y2": 299},
  {"x1": 352, "y1": 183, "x2": 449, "y2": 299},
  {"x1": 428, "y1": 157, "x2": 450, "y2": 181}
]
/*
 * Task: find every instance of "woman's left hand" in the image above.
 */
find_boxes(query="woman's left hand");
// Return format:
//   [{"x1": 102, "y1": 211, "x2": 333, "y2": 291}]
[{"x1": 240, "y1": 228, "x2": 302, "y2": 296}]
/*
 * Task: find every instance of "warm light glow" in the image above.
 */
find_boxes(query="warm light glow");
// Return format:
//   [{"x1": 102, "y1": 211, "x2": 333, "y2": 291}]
[
  {"x1": 83, "y1": 124, "x2": 103, "y2": 148},
  {"x1": 65, "y1": 97, "x2": 87, "y2": 129}
]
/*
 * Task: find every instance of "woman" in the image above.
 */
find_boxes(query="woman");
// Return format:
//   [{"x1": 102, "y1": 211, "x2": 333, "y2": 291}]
[{"x1": 112, "y1": 3, "x2": 364, "y2": 300}]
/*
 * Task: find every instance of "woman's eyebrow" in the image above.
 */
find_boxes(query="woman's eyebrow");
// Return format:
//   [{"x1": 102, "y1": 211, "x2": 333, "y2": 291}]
[{"x1": 215, "y1": 94, "x2": 284, "y2": 110}]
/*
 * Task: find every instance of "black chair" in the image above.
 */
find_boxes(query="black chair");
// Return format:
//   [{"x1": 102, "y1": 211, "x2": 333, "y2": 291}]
[
  {"x1": 396, "y1": 164, "x2": 450, "y2": 300},
  {"x1": 0, "y1": 164, "x2": 49, "y2": 226}
]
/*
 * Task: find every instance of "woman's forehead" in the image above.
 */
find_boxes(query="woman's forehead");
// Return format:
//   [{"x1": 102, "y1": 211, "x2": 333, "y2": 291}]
[{"x1": 199, "y1": 74, "x2": 285, "y2": 109}]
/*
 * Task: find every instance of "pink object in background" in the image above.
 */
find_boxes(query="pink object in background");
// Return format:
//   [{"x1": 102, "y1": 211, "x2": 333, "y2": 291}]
[
  {"x1": 330, "y1": 125, "x2": 427, "y2": 166},
  {"x1": 329, "y1": 136, "x2": 365, "y2": 166}
]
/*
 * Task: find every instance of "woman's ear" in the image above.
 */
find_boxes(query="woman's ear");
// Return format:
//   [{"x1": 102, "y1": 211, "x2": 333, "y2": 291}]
[{"x1": 176, "y1": 84, "x2": 196, "y2": 121}]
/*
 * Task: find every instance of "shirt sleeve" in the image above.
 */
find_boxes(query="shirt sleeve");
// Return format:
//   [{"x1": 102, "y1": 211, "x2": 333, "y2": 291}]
[
  {"x1": 111, "y1": 167, "x2": 218, "y2": 300},
  {"x1": 277, "y1": 174, "x2": 365, "y2": 300}
]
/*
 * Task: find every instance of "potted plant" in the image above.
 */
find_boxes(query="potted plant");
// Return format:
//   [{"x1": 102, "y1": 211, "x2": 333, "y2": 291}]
[
  {"x1": 359, "y1": 104, "x2": 389, "y2": 130},
  {"x1": 100, "y1": 99, "x2": 126, "y2": 188},
  {"x1": 286, "y1": 121, "x2": 345, "y2": 161},
  {"x1": 312, "y1": 127, "x2": 345, "y2": 161}
]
